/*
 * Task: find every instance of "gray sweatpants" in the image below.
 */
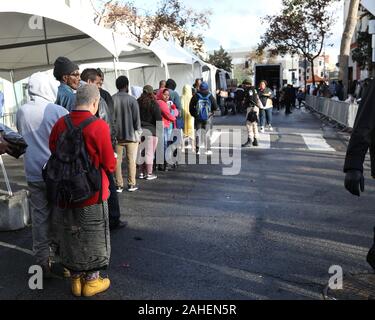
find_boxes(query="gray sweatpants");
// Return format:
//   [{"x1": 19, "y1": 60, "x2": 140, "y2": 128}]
[{"x1": 27, "y1": 181, "x2": 53, "y2": 265}]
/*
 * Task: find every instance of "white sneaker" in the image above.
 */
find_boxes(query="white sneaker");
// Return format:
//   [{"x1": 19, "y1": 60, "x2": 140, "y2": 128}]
[
  {"x1": 205, "y1": 150, "x2": 213, "y2": 156},
  {"x1": 146, "y1": 174, "x2": 158, "y2": 181},
  {"x1": 127, "y1": 185, "x2": 139, "y2": 192},
  {"x1": 260, "y1": 127, "x2": 265, "y2": 133},
  {"x1": 139, "y1": 173, "x2": 145, "y2": 179},
  {"x1": 116, "y1": 187, "x2": 124, "y2": 193},
  {"x1": 268, "y1": 126, "x2": 274, "y2": 132}
]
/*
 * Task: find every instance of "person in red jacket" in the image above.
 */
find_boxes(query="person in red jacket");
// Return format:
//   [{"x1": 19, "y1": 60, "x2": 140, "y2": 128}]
[
  {"x1": 157, "y1": 88, "x2": 178, "y2": 171},
  {"x1": 49, "y1": 84, "x2": 116, "y2": 298}
]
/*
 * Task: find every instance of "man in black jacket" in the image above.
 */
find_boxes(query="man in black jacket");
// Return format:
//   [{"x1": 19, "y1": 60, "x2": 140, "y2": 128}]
[
  {"x1": 344, "y1": 78, "x2": 375, "y2": 269},
  {"x1": 97, "y1": 68, "x2": 115, "y2": 116},
  {"x1": 81, "y1": 68, "x2": 126, "y2": 231},
  {"x1": 189, "y1": 82, "x2": 218, "y2": 155}
]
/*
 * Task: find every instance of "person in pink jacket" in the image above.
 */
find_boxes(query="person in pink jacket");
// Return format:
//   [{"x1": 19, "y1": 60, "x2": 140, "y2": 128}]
[{"x1": 157, "y1": 88, "x2": 179, "y2": 171}]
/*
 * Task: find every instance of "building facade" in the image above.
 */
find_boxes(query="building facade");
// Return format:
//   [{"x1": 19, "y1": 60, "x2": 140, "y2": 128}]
[
  {"x1": 345, "y1": 0, "x2": 375, "y2": 82},
  {"x1": 226, "y1": 48, "x2": 301, "y2": 87}
]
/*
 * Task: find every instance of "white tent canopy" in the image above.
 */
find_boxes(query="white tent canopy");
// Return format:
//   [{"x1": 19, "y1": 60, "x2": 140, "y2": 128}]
[
  {"x1": 0, "y1": 0, "x2": 124, "y2": 82},
  {"x1": 144, "y1": 38, "x2": 207, "y2": 94},
  {"x1": 94, "y1": 38, "x2": 208, "y2": 95},
  {"x1": 362, "y1": 0, "x2": 375, "y2": 16},
  {"x1": 202, "y1": 64, "x2": 231, "y2": 95},
  {"x1": 0, "y1": 0, "x2": 163, "y2": 83}
]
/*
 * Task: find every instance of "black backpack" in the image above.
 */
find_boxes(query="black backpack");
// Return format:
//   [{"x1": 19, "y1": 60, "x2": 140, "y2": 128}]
[
  {"x1": 43, "y1": 115, "x2": 102, "y2": 207},
  {"x1": 247, "y1": 110, "x2": 258, "y2": 123}
]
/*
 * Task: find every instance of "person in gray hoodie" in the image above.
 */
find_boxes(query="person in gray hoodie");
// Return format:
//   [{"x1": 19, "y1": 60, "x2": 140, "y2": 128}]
[{"x1": 16, "y1": 72, "x2": 68, "y2": 276}]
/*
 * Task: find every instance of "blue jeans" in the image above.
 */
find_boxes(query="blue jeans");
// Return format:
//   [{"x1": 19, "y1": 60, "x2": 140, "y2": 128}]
[{"x1": 259, "y1": 108, "x2": 273, "y2": 127}]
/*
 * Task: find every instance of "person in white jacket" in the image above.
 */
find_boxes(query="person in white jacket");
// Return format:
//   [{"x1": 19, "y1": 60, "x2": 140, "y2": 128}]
[
  {"x1": 16, "y1": 72, "x2": 68, "y2": 276},
  {"x1": 257, "y1": 81, "x2": 274, "y2": 133}
]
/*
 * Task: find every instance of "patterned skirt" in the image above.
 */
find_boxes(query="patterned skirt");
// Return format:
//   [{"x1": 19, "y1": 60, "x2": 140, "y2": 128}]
[{"x1": 58, "y1": 201, "x2": 111, "y2": 273}]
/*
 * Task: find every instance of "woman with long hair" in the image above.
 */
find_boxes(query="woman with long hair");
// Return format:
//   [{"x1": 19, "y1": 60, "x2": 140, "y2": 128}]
[{"x1": 137, "y1": 85, "x2": 162, "y2": 180}]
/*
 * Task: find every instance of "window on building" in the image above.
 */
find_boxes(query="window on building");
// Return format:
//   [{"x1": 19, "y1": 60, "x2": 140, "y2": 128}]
[
  {"x1": 319, "y1": 61, "x2": 322, "y2": 66},
  {"x1": 321, "y1": 72, "x2": 324, "y2": 77}
]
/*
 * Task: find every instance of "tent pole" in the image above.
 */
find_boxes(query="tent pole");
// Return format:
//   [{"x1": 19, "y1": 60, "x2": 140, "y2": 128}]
[
  {"x1": 10, "y1": 71, "x2": 20, "y2": 109},
  {"x1": 126, "y1": 70, "x2": 130, "y2": 91},
  {"x1": 113, "y1": 58, "x2": 119, "y2": 80},
  {"x1": 165, "y1": 64, "x2": 170, "y2": 81},
  {"x1": 142, "y1": 67, "x2": 146, "y2": 86}
]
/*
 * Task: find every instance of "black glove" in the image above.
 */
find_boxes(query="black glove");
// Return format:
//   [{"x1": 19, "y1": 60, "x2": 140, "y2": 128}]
[{"x1": 345, "y1": 170, "x2": 365, "y2": 197}]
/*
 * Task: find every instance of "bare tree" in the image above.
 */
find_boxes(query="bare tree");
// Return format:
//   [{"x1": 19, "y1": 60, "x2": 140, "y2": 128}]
[
  {"x1": 258, "y1": 0, "x2": 338, "y2": 90},
  {"x1": 93, "y1": 0, "x2": 211, "y2": 54}
]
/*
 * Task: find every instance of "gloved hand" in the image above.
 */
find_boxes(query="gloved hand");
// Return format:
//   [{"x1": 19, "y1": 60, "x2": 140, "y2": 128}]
[{"x1": 345, "y1": 170, "x2": 365, "y2": 197}]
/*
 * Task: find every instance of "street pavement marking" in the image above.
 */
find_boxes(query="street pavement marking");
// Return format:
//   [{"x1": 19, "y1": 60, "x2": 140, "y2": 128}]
[
  {"x1": 300, "y1": 133, "x2": 336, "y2": 152},
  {"x1": 0, "y1": 241, "x2": 34, "y2": 256},
  {"x1": 209, "y1": 130, "x2": 336, "y2": 152},
  {"x1": 258, "y1": 133, "x2": 271, "y2": 149},
  {"x1": 211, "y1": 131, "x2": 223, "y2": 144}
]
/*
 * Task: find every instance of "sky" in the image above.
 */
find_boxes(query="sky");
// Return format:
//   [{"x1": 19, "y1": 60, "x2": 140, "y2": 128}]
[{"x1": 104, "y1": 0, "x2": 345, "y2": 62}]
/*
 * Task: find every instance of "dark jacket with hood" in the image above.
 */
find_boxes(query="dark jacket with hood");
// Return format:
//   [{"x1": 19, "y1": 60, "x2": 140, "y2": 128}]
[
  {"x1": 189, "y1": 90, "x2": 218, "y2": 122},
  {"x1": 344, "y1": 78, "x2": 375, "y2": 177}
]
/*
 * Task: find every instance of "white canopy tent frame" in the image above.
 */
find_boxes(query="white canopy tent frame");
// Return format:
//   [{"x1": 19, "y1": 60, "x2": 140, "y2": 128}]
[{"x1": 0, "y1": 0, "x2": 165, "y2": 106}]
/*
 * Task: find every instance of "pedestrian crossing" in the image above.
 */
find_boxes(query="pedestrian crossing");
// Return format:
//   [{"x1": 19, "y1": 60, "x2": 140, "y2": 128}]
[{"x1": 210, "y1": 130, "x2": 337, "y2": 152}]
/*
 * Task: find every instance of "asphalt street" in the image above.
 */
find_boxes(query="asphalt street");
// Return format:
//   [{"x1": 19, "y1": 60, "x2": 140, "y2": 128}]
[{"x1": 0, "y1": 106, "x2": 374, "y2": 300}]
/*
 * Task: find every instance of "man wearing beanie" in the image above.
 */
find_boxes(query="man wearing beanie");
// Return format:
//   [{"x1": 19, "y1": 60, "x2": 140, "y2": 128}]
[{"x1": 53, "y1": 57, "x2": 80, "y2": 112}]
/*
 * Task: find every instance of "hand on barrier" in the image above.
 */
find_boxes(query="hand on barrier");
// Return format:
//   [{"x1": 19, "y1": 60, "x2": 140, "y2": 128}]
[{"x1": 345, "y1": 170, "x2": 365, "y2": 197}]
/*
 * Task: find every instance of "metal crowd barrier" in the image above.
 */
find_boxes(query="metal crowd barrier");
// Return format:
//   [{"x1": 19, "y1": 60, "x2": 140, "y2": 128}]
[
  {"x1": 0, "y1": 112, "x2": 17, "y2": 130},
  {"x1": 305, "y1": 95, "x2": 359, "y2": 129}
]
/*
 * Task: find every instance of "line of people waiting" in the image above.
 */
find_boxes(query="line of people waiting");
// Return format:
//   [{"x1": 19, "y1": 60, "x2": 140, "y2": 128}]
[{"x1": 15, "y1": 56, "x2": 218, "y2": 298}]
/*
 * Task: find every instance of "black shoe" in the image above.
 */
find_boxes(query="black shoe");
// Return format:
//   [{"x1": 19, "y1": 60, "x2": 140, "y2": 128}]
[
  {"x1": 110, "y1": 220, "x2": 128, "y2": 231},
  {"x1": 253, "y1": 139, "x2": 259, "y2": 147},
  {"x1": 242, "y1": 139, "x2": 252, "y2": 148}
]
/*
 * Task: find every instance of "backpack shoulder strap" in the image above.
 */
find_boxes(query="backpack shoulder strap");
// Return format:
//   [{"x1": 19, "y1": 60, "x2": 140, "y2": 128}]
[
  {"x1": 196, "y1": 93, "x2": 203, "y2": 100},
  {"x1": 78, "y1": 116, "x2": 98, "y2": 130},
  {"x1": 64, "y1": 115, "x2": 74, "y2": 130}
]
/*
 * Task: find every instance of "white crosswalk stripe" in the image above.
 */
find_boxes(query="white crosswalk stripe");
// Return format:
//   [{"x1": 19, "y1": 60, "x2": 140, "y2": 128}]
[
  {"x1": 210, "y1": 130, "x2": 336, "y2": 152},
  {"x1": 257, "y1": 132, "x2": 271, "y2": 149},
  {"x1": 300, "y1": 133, "x2": 336, "y2": 152}
]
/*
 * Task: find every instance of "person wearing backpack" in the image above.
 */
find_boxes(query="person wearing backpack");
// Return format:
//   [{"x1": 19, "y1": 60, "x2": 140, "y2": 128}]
[
  {"x1": 241, "y1": 80, "x2": 263, "y2": 148},
  {"x1": 189, "y1": 82, "x2": 218, "y2": 155},
  {"x1": 17, "y1": 72, "x2": 69, "y2": 277},
  {"x1": 47, "y1": 84, "x2": 116, "y2": 297}
]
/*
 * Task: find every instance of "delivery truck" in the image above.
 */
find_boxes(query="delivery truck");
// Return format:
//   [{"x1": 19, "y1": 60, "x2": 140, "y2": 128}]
[{"x1": 254, "y1": 63, "x2": 283, "y2": 89}]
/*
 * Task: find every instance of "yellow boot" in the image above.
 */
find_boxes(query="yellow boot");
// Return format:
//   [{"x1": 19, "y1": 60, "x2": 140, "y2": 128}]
[
  {"x1": 71, "y1": 276, "x2": 85, "y2": 297},
  {"x1": 82, "y1": 277, "x2": 110, "y2": 297}
]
